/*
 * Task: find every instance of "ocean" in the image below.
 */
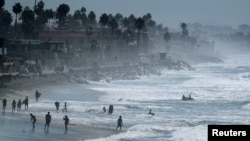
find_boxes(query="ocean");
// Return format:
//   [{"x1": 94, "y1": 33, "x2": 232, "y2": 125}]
[{"x1": 1, "y1": 53, "x2": 250, "y2": 141}]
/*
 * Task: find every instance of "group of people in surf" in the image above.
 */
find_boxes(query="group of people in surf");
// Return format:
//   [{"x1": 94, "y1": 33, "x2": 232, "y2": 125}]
[
  {"x1": 2, "y1": 90, "x2": 43, "y2": 114},
  {"x1": 102, "y1": 105, "x2": 123, "y2": 130},
  {"x1": 2, "y1": 96, "x2": 29, "y2": 114},
  {"x1": 1, "y1": 90, "x2": 70, "y2": 132},
  {"x1": 54, "y1": 101, "x2": 68, "y2": 112},
  {"x1": 2, "y1": 90, "x2": 125, "y2": 132},
  {"x1": 29, "y1": 111, "x2": 69, "y2": 132}
]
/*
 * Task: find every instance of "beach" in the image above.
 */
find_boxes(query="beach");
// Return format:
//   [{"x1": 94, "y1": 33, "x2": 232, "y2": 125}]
[
  {"x1": 2, "y1": 58, "x2": 245, "y2": 141},
  {"x1": 0, "y1": 113, "x2": 119, "y2": 141},
  {"x1": 0, "y1": 70, "x2": 122, "y2": 141}
]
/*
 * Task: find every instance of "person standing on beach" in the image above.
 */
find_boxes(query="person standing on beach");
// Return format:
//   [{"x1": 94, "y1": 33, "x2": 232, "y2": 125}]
[
  {"x1": 63, "y1": 115, "x2": 69, "y2": 130},
  {"x1": 17, "y1": 99, "x2": 22, "y2": 112},
  {"x1": 116, "y1": 115, "x2": 123, "y2": 130},
  {"x1": 23, "y1": 96, "x2": 29, "y2": 110},
  {"x1": 45, "y1": 112, "x2": 52, "y2": 130},
  {"x1": 30, "y1": 113, "x2": 36, "y2": 128},
  {"x1": 12, "y1": 99, "x2": 16, "y2": 112},
  {"x1": 2, "y1": 98, "x2": 7, "y2": 112}
]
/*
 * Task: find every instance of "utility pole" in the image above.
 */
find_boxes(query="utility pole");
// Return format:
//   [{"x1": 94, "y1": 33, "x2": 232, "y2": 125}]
[
  {"x1": 34, "y1": 0, "x2": 37, "y2": 9},
  {"x1": 81, "y1": 38, "x2": 83, "y2": 60},
  {"x1": 29, "y1": 41, "x2": 31, "y2": 63}
]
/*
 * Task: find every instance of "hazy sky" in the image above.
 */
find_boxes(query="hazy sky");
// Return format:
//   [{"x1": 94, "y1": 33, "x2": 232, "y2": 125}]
[{"x1": 4, "y1": 0, "x2": 250, "y2": 29}]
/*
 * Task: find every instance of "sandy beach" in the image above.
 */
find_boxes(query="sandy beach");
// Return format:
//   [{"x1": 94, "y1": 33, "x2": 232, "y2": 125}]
[
  {"x1": 0, "y1": 63, "x2": 192, "y2": 141},
  {"x1": 0, "y1": 71, "x2": 122, "y2": 141},
  {"x1": 0, "y1": 112, "x2": 119, "y2": 141}
]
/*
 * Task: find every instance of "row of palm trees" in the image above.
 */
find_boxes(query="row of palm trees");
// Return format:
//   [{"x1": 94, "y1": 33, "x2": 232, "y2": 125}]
[
  {"x1": 1, "y1": 1, "x2": 170, "y2": 42},
  {"x1": 1, "y1": 0, "x2": 198, "y2": 59}
]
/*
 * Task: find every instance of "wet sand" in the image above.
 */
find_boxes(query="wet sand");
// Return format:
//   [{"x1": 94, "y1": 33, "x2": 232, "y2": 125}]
[
  {"x1": 0, "y1": 73, "x2": 121, "y2": 141},
  {"x1": 0, "y1": 112, "x2": 119, "y2": 141}
]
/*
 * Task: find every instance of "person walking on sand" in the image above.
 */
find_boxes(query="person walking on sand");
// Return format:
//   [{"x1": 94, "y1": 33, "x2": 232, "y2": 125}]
[
  {"x1": 45, "y1": 112, "x2": 52, "y2": 130},
  {"x1": 30, "y1": 113, "x2": 36, "y2": 128},
  {"x1": 12, "y1": 99, "x2": 16, "y2": 112},
  {"x1": 2, "y1": 98, "x2": 7, "y2": 112},
  {"x1": 17, "y1": 99, "x2": 22, "y2": 112},
  {"x1": 116, "y1": 115, "x2": 123, "y2": 130},
  {"x1": 63, "y1": 115, "x2": 69, "y2": 130},
  {"x1": 23, "y1": 96, "x2": 29, "y2": 110}
]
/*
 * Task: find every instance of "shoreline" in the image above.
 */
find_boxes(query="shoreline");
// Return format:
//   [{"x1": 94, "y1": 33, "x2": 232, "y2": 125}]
[
  {"x1": 0, "y1": 77, "x2": 121, "y2": 141},
  {"x1": 0, "y1": 62, "x2": 193, "y2": 140},
  {"x1": 0, "y1": 111, "x2": 121, "y2": 141}
]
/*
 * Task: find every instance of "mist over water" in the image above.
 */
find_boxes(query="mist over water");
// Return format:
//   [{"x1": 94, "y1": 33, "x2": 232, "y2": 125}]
[
  {"x1": 36, "y1": 53, "x2": 250, "y2": 141},
  {"x1": 1, "y1": 52, "x2": 250, "y2": 141}
]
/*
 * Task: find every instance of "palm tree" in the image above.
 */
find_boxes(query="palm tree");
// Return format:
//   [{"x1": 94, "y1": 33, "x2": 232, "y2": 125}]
[
  {"x1": 142, "y1": 13, "x2": 152, "y2": 23},
  {"x1": 80, "y1": 6, "x2": 86, "y2": 14},
  {"x1": 122, "y1": 17, "x2": 129, "y2": 29},
  {"x1": 108, "y1": 18, "x2": 118, "y2": 55},
  {"x1": 0, "y1": 10, "x2": 13, "y2": 33},
  {"x1": 44, "y1": 9, "x2": 54, "y2": 29},
  {"x1": 128, "y1": 14, "x2": 136, "y2": 29},
  {"x1": 34, "y1": 1, "x2": 47, "y2": 34},
  {"x1": 56, "y1": 3, "x2": 70, "y2": 41},
  {"x1": 0, "y1": 0, "x2": 4, "y2": 10},
  {"x1": 163, "y1": 30, "x2": 171, "y2": 52},
  {"x1": 56, "y1": 3, "x2": 70, "y2": 30},
  {"x1": 12, "y1": 2, "x2": 22, "y2": 39},
  {"x1": 80, "y1": 6, "x2": 87, "y2": 28},
  {"x1": 109, "y1": 18, "x2": 118, "y2": 37},
  {"x1": 73, "y1": 10, "x2": 81, "y2": 29},
  {"x1": 21, "y1": 7, "x2": 35, "y2": 39},
  {"x1": 135, "y1": 17, "x2": 144, "y2": 48},
  {"x1": 99, "y1": 13, "x2": 109, "y2": 29},
  {"x1": 99, "y1": 13, "x2": 109, "y2": 45},
  {"x1": 34, "y1": 0, "x2": 44, "y2": 16},
  {"x1": 114, "y1": 13, "x2": 123, "y2": 25},
  {"x1": 88, "y1": 11, "x2": 96, "y2": 27},
  {"x1": 147, "y1": 20, "x2": 156, "y2": 34}
]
